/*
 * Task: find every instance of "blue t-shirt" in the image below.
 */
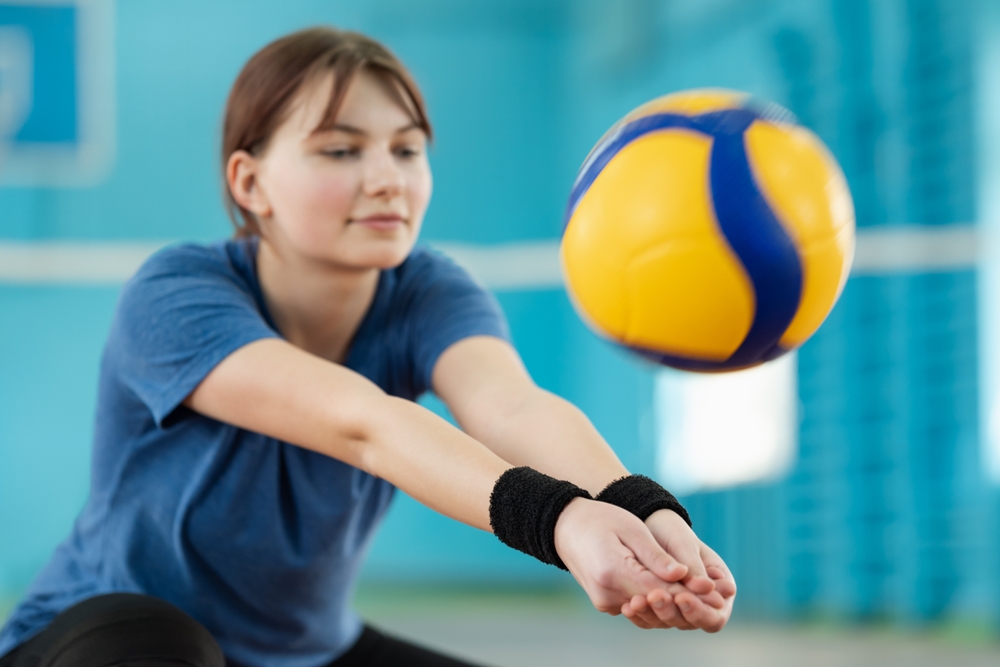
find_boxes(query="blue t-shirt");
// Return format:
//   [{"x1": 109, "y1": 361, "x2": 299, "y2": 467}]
[{"x1": 0, "y1": 238, "x2": 509, "y2": 667}]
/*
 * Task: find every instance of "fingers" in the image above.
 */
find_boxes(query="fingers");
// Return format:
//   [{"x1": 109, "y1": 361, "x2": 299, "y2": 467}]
[
  {"x1": 583, "y1": 538, "x2": 681, "y2": 614},
  {"x1": 700, "y1": 544, "x2": 732, "y2": 578},
  {"x1": 621, "y1": 598, "x2": 655, "y2": 629},
  {"x1": 644, "y1": 510, "x2": 715, "y2": 594},
  {"x1": 602, "y1": 556, "x2": 694, "y2": 629},
  {"x1": 672, "y1": 547, "x2": 734, "y2": 631},
  {"x1": 714, "y1": 581, "x2": 737, "y2": 598},
  {"x1": 617, "y1": 522, "x2": 688, "y2": 584},
  {"x1": 622, "y1": 592, "x2": 694, "y2": 630},
  {"x1": 670, "y1": 540, "x2": 715, "y2": 595},
  {"x1": 622, "y1": 587, "x2": 726, "y2": 631},
  {"x1": 596, "y1": 552, "x2": 726, "y2": 631},
  {"x1": 707, "y1": 566, "x2": 737, "y2": 598},
  {"x1": 673, "y1": 591, "x2": 727, "y2": 633},
  {"x1": 693, "y1": 588, "x2": 726, "y2": 610},
  {"x1": 701, "y1": 545, "x2": 737, "y2": 599},
  {"x1": 645, "y1": 589, "x2": 694, "y2": 629},
  {"x1": 623, "y1": 594, "x2": 658, "y2": 629}
]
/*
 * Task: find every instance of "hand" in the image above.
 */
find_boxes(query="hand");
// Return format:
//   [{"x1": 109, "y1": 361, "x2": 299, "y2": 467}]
[
  {"x1": 627, "y1": 508, "x2": 736, "y2": 632},
  {"x1": 553, "y1": 497, "x2": 721, "y2": 629}
]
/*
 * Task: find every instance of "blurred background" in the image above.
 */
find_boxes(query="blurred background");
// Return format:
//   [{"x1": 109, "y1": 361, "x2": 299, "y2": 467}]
[{"x1": 3, "y1": 0, "x2": 1000, "y2": 664}]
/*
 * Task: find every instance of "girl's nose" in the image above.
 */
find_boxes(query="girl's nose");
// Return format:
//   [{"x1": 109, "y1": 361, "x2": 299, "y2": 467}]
[{"x1": 362, "y1": 149, "x2": 404, "y2": 198}]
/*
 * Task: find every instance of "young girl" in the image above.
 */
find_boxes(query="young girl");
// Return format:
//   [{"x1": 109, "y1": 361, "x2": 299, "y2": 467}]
[{"x1": 0, "y1": 27, "x2": 735, "y2": 667}]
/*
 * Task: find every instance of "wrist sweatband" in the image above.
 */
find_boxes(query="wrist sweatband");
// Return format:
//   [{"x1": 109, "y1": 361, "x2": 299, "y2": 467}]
[
  {"x1": 489, "y1": 467, "x2": 592, "y2": 570},
  {"x1": 595, "y1": 474, "x2": 692, "y2": 527}
]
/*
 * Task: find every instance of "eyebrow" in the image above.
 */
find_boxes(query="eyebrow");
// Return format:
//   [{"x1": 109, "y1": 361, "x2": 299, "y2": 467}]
[
  {"x1": 319, "y1": 122, "x2": 423, "y2": 137},
  {"x1": 327, "y1": 124, "x2": 365, "y2": 136}
]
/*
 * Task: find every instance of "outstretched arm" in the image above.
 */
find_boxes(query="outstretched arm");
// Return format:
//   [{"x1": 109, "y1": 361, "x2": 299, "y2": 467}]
[
  {"x1": 432, "y1": 335, "x2": 736, "y2": 631},
  {"x1": 183, "y1": 337, "x2": 686, "y2": 618}
]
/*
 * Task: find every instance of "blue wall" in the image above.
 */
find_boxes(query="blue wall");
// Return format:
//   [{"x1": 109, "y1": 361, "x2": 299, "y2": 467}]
[{"x1": 2, "y1": 0, "x2": 999, "y2": 627}]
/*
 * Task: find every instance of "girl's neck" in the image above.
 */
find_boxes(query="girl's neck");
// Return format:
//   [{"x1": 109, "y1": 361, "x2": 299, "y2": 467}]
[{"x1": 255, "y1": 237, "x2": 380, "y2": 364}]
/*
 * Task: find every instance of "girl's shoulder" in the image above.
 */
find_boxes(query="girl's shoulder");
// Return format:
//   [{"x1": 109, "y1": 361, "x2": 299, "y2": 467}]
[
  {"x1": 111, "y1": 239, "x2": 265, "y2": 342},
  {"x1": 118, "y1": 238, "x2": 260, "y2": 303},
  {"x1": 130, "y1": 239, "x2": 247, "y2": 283}
]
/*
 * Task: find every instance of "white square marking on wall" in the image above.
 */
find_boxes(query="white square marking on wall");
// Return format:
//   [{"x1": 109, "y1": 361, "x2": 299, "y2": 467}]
[{"x1": 0, "y1": 0, "x2": 115, "y2": 186}]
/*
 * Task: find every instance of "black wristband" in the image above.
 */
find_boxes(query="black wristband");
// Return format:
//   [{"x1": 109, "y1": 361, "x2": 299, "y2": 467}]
[
  {"x1": 595, "y1": 474, "x2": 692, "y2": 527},
  {"x1": 488, "y1": 467, "x2": 592, "y2": 570}
]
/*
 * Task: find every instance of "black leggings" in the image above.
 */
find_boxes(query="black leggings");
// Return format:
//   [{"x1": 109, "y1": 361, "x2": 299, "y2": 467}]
[{"x1": 0, "y1": 594, "x2": 485, "y2": 667}]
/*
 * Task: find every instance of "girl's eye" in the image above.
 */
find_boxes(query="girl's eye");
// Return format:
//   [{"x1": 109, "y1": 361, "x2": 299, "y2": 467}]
[
  {"x1": 321, "y1": 147, "x2": 360, "y2": 159},
  {"x1": 394, "y1": 146, "x2": 420, "y2": 159}
]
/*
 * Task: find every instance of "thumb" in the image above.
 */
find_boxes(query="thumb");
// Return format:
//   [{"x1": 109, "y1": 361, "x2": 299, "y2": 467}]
[{"x1": 618, "y1": 522, "x2": 688, "y2": 583}]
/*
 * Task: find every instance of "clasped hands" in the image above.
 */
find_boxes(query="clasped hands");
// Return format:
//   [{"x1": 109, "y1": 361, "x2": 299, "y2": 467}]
[{"x1": 554, "y1": 497, "x2": 736, "y2": 632}]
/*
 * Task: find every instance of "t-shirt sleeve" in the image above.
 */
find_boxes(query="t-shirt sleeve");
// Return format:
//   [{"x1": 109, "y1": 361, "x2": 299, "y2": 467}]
[
  {"x1": 108, "y1": 244, "x2": 280, "y2": 427},
  {"x1": 407, "y1": 249, "x2": 511, "y2": 394}
]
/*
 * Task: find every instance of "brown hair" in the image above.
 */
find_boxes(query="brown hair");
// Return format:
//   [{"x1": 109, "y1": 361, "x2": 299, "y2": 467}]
[{"x1": 221, "y1": 26, "x2": 433, "y2": 237}]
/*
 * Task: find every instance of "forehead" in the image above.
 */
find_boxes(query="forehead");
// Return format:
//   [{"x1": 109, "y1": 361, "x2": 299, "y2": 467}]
[{"x1": 290, "y1": 69, "x2": 419, "y2": 136}]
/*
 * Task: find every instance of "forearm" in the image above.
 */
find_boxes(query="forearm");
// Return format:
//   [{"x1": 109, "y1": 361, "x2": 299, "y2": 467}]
[
  {"x1": 463, "y1": 387, "x2": 629, "y2": 495},
  {"x1": 359, "y1": 396, "x2": 510, "y2": 530}
]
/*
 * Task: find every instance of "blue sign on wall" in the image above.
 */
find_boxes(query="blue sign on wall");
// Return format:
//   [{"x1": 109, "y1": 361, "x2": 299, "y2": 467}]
[{"x1": 0, "y1": 0, "x2": 114, "y2": 186}]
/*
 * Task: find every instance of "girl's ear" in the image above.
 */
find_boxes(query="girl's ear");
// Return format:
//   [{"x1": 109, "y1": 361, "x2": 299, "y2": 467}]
[{"x1": 227, "y1": 150, "x2": 272, "y2": 218}]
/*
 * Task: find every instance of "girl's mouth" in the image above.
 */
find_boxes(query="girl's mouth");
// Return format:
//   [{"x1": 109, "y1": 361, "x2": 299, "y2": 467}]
[{"x1": 352, "y1": 214, "x2": 405, "y2": 231}]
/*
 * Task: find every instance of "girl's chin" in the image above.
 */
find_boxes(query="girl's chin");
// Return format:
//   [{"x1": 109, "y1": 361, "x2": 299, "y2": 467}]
[{"x1": 316, "y1": 244, "x2": 413, "y2": 271}]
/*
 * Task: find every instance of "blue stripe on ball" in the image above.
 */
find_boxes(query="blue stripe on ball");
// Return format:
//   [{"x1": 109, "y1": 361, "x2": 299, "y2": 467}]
[
  {"x1": 705, "y1": 110, "x2": 803, "y2": 366},
  {"x1": 628, "y1": 341, "x2": 791, "y2": 372},
  {"x1": 628, "y1": 345, "x2": 742, "y2": 372}
]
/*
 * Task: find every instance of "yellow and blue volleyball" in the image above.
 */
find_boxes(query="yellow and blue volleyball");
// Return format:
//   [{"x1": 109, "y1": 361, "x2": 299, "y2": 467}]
[{"x1": 561, "y1": 89, "x2": 855, "y2": 372}]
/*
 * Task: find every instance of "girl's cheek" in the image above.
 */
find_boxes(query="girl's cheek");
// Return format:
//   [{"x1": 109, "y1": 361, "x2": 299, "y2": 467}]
[
  {"x1": 272, "y1": 175, "x2": 350, "y2": 243},
  {"x1": 406, "y1": 167, "x2": 432, "y2": 212},
  {"x1": 302, "y1": 169, "x2": 354, "y2": 213},
  {"x1": 317, "y1": 181, "x2": 355, "y2": 211}
]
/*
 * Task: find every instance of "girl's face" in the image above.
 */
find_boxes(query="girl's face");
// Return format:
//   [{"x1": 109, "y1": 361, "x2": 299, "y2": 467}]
[{"x1": 236, "y1": 70, "x2": 432, "y2": 270}]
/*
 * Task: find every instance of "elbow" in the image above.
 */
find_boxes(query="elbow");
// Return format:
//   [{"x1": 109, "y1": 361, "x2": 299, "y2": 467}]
[
  {"x1": 334, "y1": 394, "x2": 411, "y2": 478},
  {"x1": 314, "y1": 390, "x2": 382, "y2": 475}
]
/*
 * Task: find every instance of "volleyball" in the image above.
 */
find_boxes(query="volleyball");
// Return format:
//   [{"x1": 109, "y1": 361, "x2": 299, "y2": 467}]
[{"x1": 560, "y1": 89, "x2": 856, "y2": 372}]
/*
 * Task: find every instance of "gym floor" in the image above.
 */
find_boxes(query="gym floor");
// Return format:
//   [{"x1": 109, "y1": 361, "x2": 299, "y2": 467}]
[
  {"x1": 3, "y1": 590, "x2": 999, "y2": 666},
  {"x1": 355, "y1": 588, "x2": 1000, "y2": 667}
]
